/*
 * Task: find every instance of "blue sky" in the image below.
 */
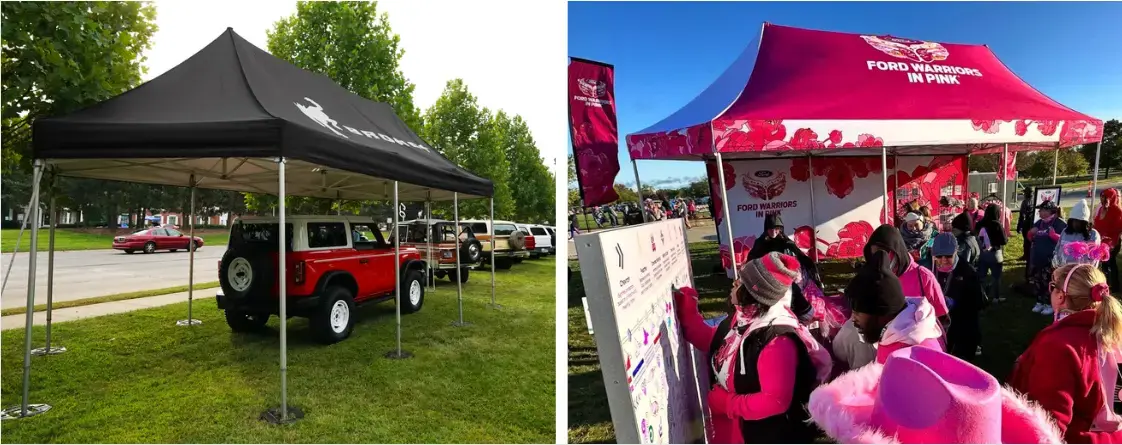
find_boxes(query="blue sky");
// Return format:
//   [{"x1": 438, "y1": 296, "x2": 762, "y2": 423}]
[{"x1": 567, "y1": 1, "x2": 1122, "y2": 190}]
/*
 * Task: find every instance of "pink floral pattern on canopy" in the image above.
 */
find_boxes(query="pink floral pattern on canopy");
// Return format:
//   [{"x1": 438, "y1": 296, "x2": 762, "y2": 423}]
[{"x1": 625, "y1": 23, "x2": 1102, "y2": 160}]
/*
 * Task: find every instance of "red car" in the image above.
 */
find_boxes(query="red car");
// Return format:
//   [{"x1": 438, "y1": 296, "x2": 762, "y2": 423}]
[{"x1": 112, "y1": 227, "x2": 204, "y2": 254}]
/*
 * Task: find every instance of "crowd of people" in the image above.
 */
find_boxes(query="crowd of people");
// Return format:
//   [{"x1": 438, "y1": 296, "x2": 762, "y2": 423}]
[
  {"x1": 671, "y1": 187, "x2": 1122, "y2": 443},
  {"x1": 567, "y1": 196, "x2": 700, "y2": 238}
]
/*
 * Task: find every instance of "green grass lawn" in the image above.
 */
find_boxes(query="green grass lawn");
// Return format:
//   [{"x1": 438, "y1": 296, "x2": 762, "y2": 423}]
[
  {"x1": 2, "y1": 257, "x2": 556, "y2": 443},
  {"x1": 1, "y1": 228, "x2": 231, "y2": 253},
  {"x1": 568, "y1": 231, "x2": 1118, "y2": 444}
]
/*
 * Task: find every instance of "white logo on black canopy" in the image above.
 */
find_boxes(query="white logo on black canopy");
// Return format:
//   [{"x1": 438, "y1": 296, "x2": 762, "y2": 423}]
[
  {"x1": 295, "y1": 97, "x2": 348, "y2": 139},
  {"x1": 293, "y1": 97, "x2": 432, "y2": 153}
]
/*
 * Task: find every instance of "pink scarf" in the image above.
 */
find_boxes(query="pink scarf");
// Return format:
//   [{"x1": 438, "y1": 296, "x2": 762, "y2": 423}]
[{"x1": 712, "y1": 291, "x2": 833, "y2": 389}]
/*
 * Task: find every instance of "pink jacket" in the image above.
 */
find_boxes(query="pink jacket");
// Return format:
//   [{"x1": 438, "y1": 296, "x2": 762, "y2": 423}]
[{"x1": 897, "y1": 260, "x2": 948, "y2": 348}]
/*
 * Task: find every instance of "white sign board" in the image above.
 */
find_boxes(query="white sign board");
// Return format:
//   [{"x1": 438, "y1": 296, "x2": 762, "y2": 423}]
[
  {"x1": 575, "y1": 219, "x2": 706, "y2": 444},
  {"x1": 1034, "y1": 186, "x2": 1062, "y2": 223}
]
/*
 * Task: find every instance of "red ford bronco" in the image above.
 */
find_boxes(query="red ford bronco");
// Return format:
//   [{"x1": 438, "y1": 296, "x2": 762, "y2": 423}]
[{"x1": 216, "y1": 215, "x2": 427, "y2": 344}]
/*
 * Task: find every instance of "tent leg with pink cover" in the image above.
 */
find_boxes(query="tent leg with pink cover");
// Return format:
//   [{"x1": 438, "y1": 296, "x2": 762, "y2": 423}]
[
  {"x1": 1090, "y1": 140, "x2": 1103, "y2": 216},
  {"x1": 715, "y1": 152, "x2": 738, "y2": 279}
]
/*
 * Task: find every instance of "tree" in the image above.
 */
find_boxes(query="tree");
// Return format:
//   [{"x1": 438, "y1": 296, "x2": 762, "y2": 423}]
[
  {"x1": 568, "y1": 154, "x2": 577, "y2": 188},
  {"x1": 501, "y1": 113, "x2": 554, "y2": 223},
  {"x1": 268, "y1": 1, "x2": 421, "y2": 130},
  {"x1": 422, "y1": 79, "x2": 514, "y2": 219},
  {"x1": 613, "y1": 184, "x2": 639, "y2": 204},
  {"x1": 2, "y1": 1, "x2": 158, "y2": 172},
  {"x1": 2, "y1": 1, "x2": 158, "y2": 222},
  {"x1": 1021, "y1": 147, "x2": 1088, "y2": 178},
  {"x1": 252, "y1": 1, "x2": 421, "y2": 214}
]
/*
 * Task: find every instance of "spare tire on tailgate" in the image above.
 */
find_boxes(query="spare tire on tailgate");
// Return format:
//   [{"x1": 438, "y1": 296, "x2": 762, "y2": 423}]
[
  {"x1": 219, "y1": 246, "x2": 274, "y2": 301},
  {"x1": 460, "y1": 238, "x2": 483, "y2": 263},
  {"x1": 508, "y1": 231, "x2": 526, "y2": 250}
]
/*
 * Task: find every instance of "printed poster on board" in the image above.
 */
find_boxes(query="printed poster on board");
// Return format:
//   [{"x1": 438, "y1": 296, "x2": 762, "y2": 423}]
[
  {"x1": 1034, "y1": 186, "x2": 1062, "y2": 223},
  {"x1": 576, "y1": 219, "x2": 706, "y2": 444}
]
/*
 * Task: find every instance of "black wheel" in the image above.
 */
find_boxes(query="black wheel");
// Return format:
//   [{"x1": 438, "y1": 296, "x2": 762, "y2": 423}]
[
  {"x1": 401, "y1": 270, "x2": 425, "y2": 314},
  {"x1": 143, "y1": 242, "x2": 156, "y2": 254},
  {"x1": 190, "y1": 241, "x2": 199, "y2": 251},
  {"x1": 495, "y1": 258, "x2": 514, "y2": 270},
  {"x1": 224, "y1": 308, "x2": 270, "y2": 332},
  {"x1": 435, "y1": 270, "x2": 448, "y2": 279},
  {"x1": 514, "y1": 257, "x2": 524, "y2": 264},
  {"x1": 124, "y1": 249, "x2": 135, "y2": 254},
  {"x1": 218, "y1": 247, "x2": 273, "y2": 301},
  {"x1": 448, "y1": 267, "x2": 469, "y2": 283},
  {"x1": 460, "y1": 239, "x2": 483, "y2": 263},
  {"x1": 311, "y1": 286, "x2": 356, "y2": 344},
  {"x1": 170, "y1": 249, "x2": 178, "y2": 252}
]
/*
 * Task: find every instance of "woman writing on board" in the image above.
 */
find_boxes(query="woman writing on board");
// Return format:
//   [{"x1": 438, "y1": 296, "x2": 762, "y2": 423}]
[{"x1": 673, "y1": 253, "x2": 833, "y2": 443}]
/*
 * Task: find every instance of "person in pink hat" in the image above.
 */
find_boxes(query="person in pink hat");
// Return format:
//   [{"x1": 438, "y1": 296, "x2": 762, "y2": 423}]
[
  {"x1": 808, "y1": 345, "x2": 1063, "y2": 443},
  {"x1": 837, "y1": 258, "x2": 944, "y2": 368},
  {"x1": 673, "y1": 252, "x2": 833, "y2": 444},
  {"x1": 1009, "y1": 263, "x2": 1122, "y2": 443}
]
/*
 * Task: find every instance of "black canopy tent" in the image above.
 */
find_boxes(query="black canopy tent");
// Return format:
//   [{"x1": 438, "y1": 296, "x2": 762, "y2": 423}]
[{"x1": 8, "y1": 28, "x2": 498, "y2": 423}]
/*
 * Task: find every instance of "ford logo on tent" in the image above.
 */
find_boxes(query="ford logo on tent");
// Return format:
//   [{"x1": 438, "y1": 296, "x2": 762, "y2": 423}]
[{"x1": 754, "y1": 170, "x2": 774, "y2": 178}]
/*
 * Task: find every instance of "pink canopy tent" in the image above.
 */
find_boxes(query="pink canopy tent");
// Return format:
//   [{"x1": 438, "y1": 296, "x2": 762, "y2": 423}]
[{"x1": 625, "y1": 23, "x2": 1105, "y2": 277}]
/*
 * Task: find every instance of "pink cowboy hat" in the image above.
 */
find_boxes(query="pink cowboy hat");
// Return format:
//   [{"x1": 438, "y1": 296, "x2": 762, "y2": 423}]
[{"x1": 808, "y1": 346, "x2": 1062, "y2": 443}]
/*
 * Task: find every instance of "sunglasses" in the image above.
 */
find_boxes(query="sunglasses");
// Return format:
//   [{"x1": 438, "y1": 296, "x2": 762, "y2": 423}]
[{"x1": 933, "y1": 255, "x2": 954, "y2": 260}]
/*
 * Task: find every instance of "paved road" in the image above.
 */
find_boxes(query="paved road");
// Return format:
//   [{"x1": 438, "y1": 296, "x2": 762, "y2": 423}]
[{"x1": 0, "y1": 248, "x2": 223, "y2": 309}]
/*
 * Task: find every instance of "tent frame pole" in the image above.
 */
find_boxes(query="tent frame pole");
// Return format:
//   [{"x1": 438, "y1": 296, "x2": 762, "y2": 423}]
[
  {"x1": 488, "y1": 196, "x2": 499, "y2": 309},
  {"x1": 4, "y1": 161, "x2": 50, "y2": 420},
  {"x1": 632, "y1": 159, "x2": 647, "y2": 223},
  {"x1": 807, "y1": 154, "x2": 819, "y2": 263},
  {"x1": 32, "y1": 170, "x2": 66, "y2": 357},
  {"x1": 715, "y1": 152, "x2": 738, "y2": 279},
  {"x1": 1002, "y1": 144, "x2": 1009, "y2": 230},
  {"x1": 426, "y1": 196, "x2": 434, "y2": 291},
  {"x1": 177, "y1": 174, "x2": 201, "y2": 326},
  {"x1": 386, "y1": 181, "x2": 412, "y2": 359},
  {"x1": 261, "y1": 157, "x2": 302, "y2": 424},
  {"x1": 1091, "y1": 141, "x2": 1103, "y2": 216},
  {"x1": 452, "y1": 193, "x2": 469, "y2": 326},
  {"x1": 1052, "y1": 143, "x2": 1060, "y2": 185},
  {"x1": 881, "y1": 147, "x2": 890, "y2": 223}
]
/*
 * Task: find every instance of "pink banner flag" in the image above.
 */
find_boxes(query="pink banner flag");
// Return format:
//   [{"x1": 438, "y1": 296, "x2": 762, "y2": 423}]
[
  {"x1": 997, "y1": 151, "x2": 1017, "y2": 180},
  {"x1": 569, "y1": 58, "x2": 620, "y2": 207}
]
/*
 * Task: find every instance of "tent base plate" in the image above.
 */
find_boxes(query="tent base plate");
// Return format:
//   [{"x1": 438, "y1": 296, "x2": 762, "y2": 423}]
[
  {"x1": 176, "y1": 319, "x2": 203, "y2": 326},
  {"x1": 31, "y1": 346, "x2": 67, "y2": 356},
  {"x1": 451, "y1": 320, "x2": 472, "y2": 327},
  {"x1": 1, "y1": 404, "x2": 51, "y2": 420},
  {"x1": 260, "y1": 406, "x2": 304, "y2": 425},
  {"x1": 384, "y1": 349, "x2": 413, "y2": 360},
  {"x1": 486, "y1": 303, "x2": 503, "y2": 310}
]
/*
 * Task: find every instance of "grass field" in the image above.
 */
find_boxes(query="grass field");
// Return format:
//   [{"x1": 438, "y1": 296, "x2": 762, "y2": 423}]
[
  {"x1": 1, "y1": 228, "x2": 231, "y2": 253},
  {"x1": 2, "y1": 257, "x2": 556, "y2": 443},
  {"x1": 567, "y1": 230, "x2": 1121, "y2": 443}
]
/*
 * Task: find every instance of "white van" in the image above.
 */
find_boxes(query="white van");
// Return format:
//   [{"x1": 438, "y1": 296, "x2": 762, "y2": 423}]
[{"x1": 528, "y1": 224, "x2": 553, "y2": 257}]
